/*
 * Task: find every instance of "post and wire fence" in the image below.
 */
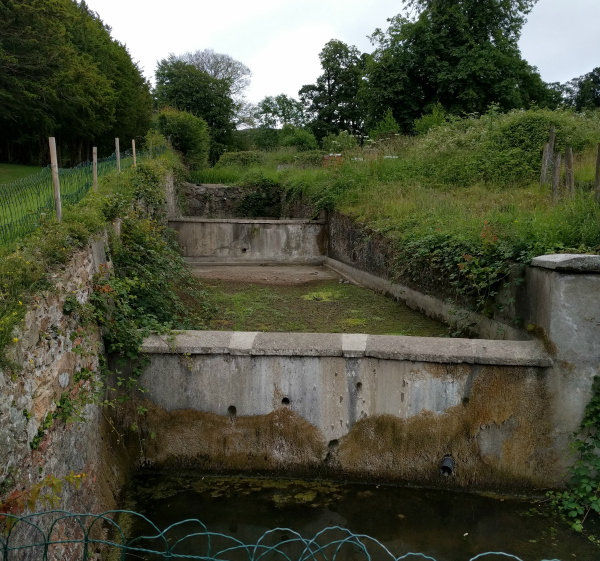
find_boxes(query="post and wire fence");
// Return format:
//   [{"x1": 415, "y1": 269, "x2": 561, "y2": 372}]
[{"x1": 0, "y1": 138, "x2": 162, "y2": 246}]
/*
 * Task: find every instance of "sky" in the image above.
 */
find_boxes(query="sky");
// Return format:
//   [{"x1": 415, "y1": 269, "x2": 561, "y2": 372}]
[{"x1": 85, "y1": 0, "x2": 600, "y2": 103}]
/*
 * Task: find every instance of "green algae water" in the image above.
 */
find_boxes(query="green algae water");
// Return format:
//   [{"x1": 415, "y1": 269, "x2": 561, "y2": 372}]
[{"x1": 118, "y1": 472, "x2": 599, "y2": 561}]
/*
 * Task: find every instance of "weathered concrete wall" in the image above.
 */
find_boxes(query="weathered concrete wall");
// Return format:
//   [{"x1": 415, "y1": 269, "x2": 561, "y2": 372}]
[
  {"x1": 136, "y1": 331, "x2": 562, "y2": 490},
  {"x1": 0, "y1": 240, "x2": 128, "y2": 559},
  {"x1": 327, "y1": 212, "x2": 529, "y2": 340},
  {"x1": 169, "y1": 217, "x2": 327, "y2": 263}
]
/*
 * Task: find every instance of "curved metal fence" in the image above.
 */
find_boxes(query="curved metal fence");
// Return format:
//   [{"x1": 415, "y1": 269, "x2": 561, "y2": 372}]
[
  {"x1": 0, "y1": 148, "x2": 162, "y2": 246},
  {"x1": 0, "y1": 510, "x2": 562, "y2": 561}
]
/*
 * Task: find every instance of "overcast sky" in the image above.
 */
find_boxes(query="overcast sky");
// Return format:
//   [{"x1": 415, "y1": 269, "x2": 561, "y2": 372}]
[{"x1": 85, "y1": 0, "x2": 600, "y2": 103}]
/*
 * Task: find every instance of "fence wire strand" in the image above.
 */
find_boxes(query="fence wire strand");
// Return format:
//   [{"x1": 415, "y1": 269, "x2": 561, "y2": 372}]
[
  {"x1": 0, "y1": 510, "x2": 562, "y2": 561},
  {"x1": 0, "y1": 149, "x2": 159, "y2": 246}
]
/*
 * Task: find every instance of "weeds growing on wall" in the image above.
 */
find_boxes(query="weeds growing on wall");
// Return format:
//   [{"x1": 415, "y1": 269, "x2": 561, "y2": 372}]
[{"x1": 548, "y1": 377, "x2": 600, "y2": 539}]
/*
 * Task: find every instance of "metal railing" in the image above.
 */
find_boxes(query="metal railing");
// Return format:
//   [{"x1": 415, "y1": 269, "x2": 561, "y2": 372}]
[
  {"x1": 0, "y1": 510, "x2": 561, "y2": 561},
  {"x1": 0, "y1": 148, "x2": 163, "y2": 246}
]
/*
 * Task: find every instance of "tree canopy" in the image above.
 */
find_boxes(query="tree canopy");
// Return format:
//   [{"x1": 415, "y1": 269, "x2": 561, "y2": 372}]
[
  {"x1": 0, "y1": 0, "x2": 152, "y2": 165},
  {"x1": 299, "y1": 40, "x2": 365, "y2": 142},
  {"x1": 155, "y1": 55, "x2": 235, "y2": 161},
  {"x1": 254, "y1": 94, "x2": 305, "y2": 128},
  {"x1": 362, "y1": 0, "x2": 552, "y2": 132},
  {"x1": 563, "y1": 68, "x2": 600, "y2": 111}
]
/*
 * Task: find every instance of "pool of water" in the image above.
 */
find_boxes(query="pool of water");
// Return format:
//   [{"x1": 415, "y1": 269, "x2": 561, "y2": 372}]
[{"x1": 117, "y1": 472, "x2": 599, "y2": 561}]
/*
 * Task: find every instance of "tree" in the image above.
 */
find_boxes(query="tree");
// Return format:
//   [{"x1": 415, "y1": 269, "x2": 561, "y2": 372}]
[
  {"x1": 299, "y1": 40, "x2": 365, "y2": 142},
  {"x1": 563, "y1": 68, "x2": 600, "y2": 110},
  {"x1": 155, "y1": 56, "x2": 235, "y2": 161},
  {"x1": 177, "y1": 49, "x2": 251, "y2": 98},
  {"x1": 362, "y1": 0, "x2": 553, "y2": 132},
  {"x1": 0, "y1": 0, "x2": 152, "y2": 165},
  {"x1": 177, "y1": 49, "x2": 252, "y2": 128},
  {"x1": 255, "y1": 94, "x2": 305, "y2": 128}
]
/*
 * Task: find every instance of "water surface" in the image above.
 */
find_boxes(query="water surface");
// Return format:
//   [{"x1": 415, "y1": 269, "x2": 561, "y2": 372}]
[{"x1": 117, "y1": 473, "x2": 599, "y2": 561}]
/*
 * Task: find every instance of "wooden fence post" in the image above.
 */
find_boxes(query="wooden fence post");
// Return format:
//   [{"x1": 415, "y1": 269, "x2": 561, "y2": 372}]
[
  {"x1": 540, "y1": 125, "x2": 556, "y2": 187},
  {"x1": 595, "y1": 143, "x2": 600, "y2": 206},
  {"x1": 115, "y1": 137, "x2": 121, "y2": 173},
  {"x1": 93, "y1": 147, "x2": 98, "y2": 192},
  {"x1": 132, "y1": 139, "x2": 136, "y2": 167},
  {"x1": 552, "y1": 152, "x2": 562, "y2": 202},
  {"x1": 564, "y1": 146, "x2": 574, "y2": 196},
  {"x1": 48, "y1": 137, "x2": 62, "y2": 222}
]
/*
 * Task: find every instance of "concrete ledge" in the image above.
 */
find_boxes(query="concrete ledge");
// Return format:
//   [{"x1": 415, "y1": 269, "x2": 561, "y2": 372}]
[
  {"x1": 365, "y1": 336, "x2": 552, "y2": 366},
  {"x1": 531, "y1": 254, "x2": 600, "y2": 272},
  {"x1": 141, "y1": 331, "x2": 552, "y2": 367}
]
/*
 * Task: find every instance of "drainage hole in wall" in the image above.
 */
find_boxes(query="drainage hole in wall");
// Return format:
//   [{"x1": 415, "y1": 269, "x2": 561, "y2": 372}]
[
  {"x1": 281, "y1": 397, "x2": 290, "y2": 406},
  {"x1": 356, "y1": 382, "x2": 362, "y2": 391},
  {"x1": 242, "y1": 248, "x2": 247, "y2": 253},
  {"x1": 228, "y1": 405, "x2": 237, "y2": 419},
  {"x1": 440, "y1": 455, "x2": 455, "y2": 477}
]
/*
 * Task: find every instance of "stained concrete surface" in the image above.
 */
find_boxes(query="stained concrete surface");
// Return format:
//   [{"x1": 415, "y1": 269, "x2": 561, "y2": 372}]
[{"x1": 189, "y1": 264, "x2": 342, "y2": 286}]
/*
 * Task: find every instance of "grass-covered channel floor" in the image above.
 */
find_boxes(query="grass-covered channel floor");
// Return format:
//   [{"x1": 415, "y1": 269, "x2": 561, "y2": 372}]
[
  {"x1": 118, "y1": 472, "x2": 600, "y2": 561},
  {"x1": 186, "y1": 265, "x2": 448, "y2": 336}
]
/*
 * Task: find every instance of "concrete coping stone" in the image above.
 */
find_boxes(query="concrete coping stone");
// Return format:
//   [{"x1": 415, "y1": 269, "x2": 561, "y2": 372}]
[
  {"x1": 168, "y1": 217, "x2": 326, "y2": 225},
  {"x1": 141, "y1": 331, "x2": 552, "y2": 367},
  {"x1": 531, "y1": 254, "x2": 600, "y2": 273}
]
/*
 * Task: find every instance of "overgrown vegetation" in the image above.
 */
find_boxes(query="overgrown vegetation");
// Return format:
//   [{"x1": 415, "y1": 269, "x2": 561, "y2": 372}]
[
  {"x1": 549, "y1": 376, "x2": 600, "y2": 537},
  {"x1": 196, "y1": 108, "x2": 600, "y2": 322},
  {"x1": 0, "y1": 142, "x2": 211, "y2": 370}
]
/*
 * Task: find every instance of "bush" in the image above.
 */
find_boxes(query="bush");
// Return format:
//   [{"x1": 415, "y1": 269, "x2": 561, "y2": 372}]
[
  {"x1": 155, "y1": 107, "x2": 210, "y2": 169},
  {"x1": 322, "y1": 131, "x2": 358, "y2": 153},
  {"x1": 414, "y1": 103, "x2": 450, "y2": 135},
  {"x1": 280, "y1": 125, "x2": 319, "y2": 151},
  {"x1": 216, "y1": 151, "x2": 265, "y2": 167},
  {"x1": 237, "y1": 171, "x2": 281, "y2": 217},
  {"x1": 369, "y1": 109, "x2": 400, "y2": 140}
]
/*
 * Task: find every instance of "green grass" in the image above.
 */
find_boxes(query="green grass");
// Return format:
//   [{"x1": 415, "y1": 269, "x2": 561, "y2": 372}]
[
  {"x1": 187, "y1": 278, "x2": 448, "y2": 337},
  {"x1": 0, "y1": 163, "x2": 44, "y2": 184}
]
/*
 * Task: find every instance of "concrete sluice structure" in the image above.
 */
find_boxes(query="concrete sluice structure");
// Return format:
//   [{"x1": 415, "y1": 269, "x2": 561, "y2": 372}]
[{"x1": 128, "y1": 187, "x2": 600, "y2": 491}]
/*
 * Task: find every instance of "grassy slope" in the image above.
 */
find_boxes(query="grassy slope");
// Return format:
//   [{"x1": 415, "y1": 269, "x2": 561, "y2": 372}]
[{"x1": 0, "y1": 163, "x2": 44, "y2": 184}]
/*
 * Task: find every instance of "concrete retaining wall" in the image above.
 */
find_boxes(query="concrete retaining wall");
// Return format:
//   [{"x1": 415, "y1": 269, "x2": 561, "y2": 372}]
[
  {"x1": 135, "y1": 331, "x2": 568, "y2": 489},
  {"x1": 168, "y1": 217, "x2": 327, "y2": 263}
]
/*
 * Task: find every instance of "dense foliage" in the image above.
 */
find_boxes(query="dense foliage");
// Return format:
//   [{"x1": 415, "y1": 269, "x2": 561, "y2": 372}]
[
  {"x1": 0, "y1": 148, "x2": 210, "y2": 369},
  {"x1": 0, "y1": 0, "x2": 152, "y2": 165},
  {"x1": 154, "y1": 55, "x2": 235, "y2": 162},
  {"x1": 155, "y1": 107, "x2": 210, "y2": 169},
  {"x1": 299, "y1": 40, "x2": 365, "y2": 142}
]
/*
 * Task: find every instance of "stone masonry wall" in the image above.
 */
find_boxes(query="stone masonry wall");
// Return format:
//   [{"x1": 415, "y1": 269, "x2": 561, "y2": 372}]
[{"x1": 0, "y1": 241, "x2": 128, "y2": 560}]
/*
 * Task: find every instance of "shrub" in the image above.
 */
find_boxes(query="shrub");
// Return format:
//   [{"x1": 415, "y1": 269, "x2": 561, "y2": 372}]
[
  {"x1": 369, "y1": 109, "x2": 400, "y2": 140},
  {"x1": 216, "y1": 151, "x2": 266, "y2": 168},
  {"x1": 155, "y1": 107, "x2": 210, "y2": 169},
  {"x1": 279, "y1": 125, "x2": 319, "y2": 151},
  {"x1": 322, "y1": 131, "x2": 358, "y2": 153},
  {"x1": 414, "y1": 103, "x2": 451, "y2": 135}
]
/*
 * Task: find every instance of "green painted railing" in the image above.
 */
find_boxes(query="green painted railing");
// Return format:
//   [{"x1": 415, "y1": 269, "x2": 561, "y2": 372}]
[{"x1": 0, "y1": 510, "x2": 561, "y2": 561}]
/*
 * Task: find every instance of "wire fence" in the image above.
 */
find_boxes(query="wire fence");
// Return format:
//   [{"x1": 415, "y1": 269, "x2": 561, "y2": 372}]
[
  {"x1": 0, "y1": 148, "x2": 163, "y2": 246},
  {"x1": 0, "y1": 510, "x2": 562, "y2": 561}
]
